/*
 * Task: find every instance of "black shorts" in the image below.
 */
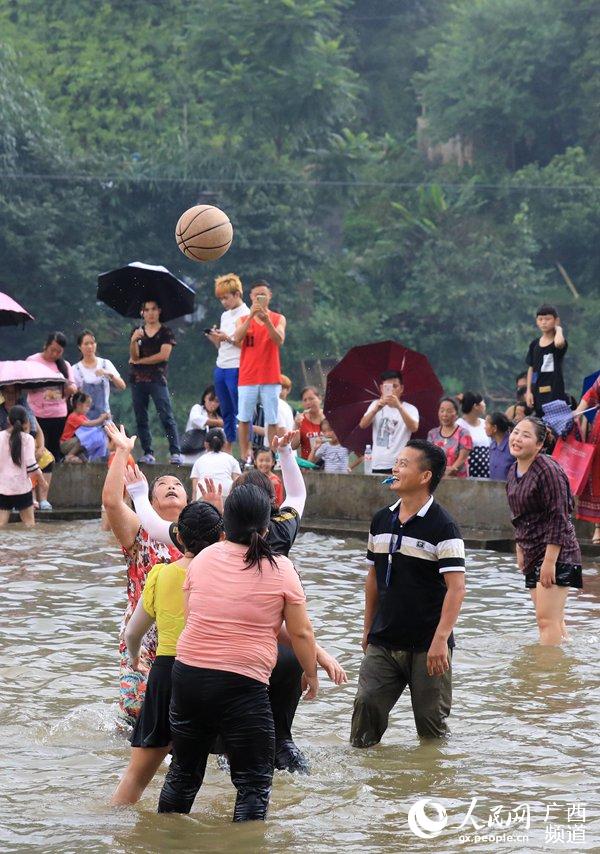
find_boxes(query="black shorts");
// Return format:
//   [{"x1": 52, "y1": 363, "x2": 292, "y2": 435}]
[
  {"x1": 525, "y1": 562, "x2": 583, "y2": 590},
  {"x1": 130, "y1": 656, "x2": 174, "y2": 748},
  {"x1": 0, "y1": 491, "x2": 34, "y2": 511}
]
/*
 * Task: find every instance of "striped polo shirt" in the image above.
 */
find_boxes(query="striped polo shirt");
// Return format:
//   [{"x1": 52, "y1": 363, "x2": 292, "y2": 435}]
[{"x1": 366, "y1": 496, "x2": 465, "y2": 652}]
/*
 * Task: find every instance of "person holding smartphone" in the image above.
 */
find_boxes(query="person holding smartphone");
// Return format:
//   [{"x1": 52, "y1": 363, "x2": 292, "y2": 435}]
[
  {"x1": 359, "y1": 370, "x2": 419, "y2": 474},
  {"x1": 233, "y1": 280, "x2": 286, "y2": 465},
  {"x1": 205, "y1": 273, "x2": 250, "y2": 452}
]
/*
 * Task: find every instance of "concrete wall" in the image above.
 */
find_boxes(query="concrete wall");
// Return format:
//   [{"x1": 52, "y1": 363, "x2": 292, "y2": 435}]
[{"x1": 45, "y1": 464, "x2": 595, "y2": 549}]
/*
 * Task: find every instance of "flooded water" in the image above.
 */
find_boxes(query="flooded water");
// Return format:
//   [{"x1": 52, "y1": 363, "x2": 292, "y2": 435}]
[{"x1": 1, "y1": 521, "x2": 599, "y2": 853}]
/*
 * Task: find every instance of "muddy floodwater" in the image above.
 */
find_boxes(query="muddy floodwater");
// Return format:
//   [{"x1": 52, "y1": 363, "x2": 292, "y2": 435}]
[{"x1": 1, "y1": 521, "x2": 599, "y2": 853}]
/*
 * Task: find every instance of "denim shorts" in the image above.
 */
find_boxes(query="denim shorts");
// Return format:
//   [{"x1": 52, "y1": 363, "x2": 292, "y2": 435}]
[
  {"x1": 525, "y1": 562, "x2": 583, "y2": 590},
  {"x1": 237, "y1": 384, "x2": 281, "y2": 424}
]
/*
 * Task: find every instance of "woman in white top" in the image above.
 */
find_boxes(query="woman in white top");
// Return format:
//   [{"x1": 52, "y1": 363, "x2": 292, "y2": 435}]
[
  {"x1": 181, "y1": 385, "x2": 224, "y2": 462},
  {"x1": 457, "y1": 391, "x2": 491, "y2": 478},
  {"x1": 190, "y1": 428, "x2": 241, "y2": 499},
  {"x1": 205, "y1": 273, "x2": 250, "y2": 451},
  {"x1": 73, "y1": 329, "x2": 126, "y2": 418}
]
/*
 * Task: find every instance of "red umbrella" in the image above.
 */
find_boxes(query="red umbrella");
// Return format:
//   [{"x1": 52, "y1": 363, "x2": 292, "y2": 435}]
[
  {"x1": 324, "y1": 340, "x2": 444, "y2": 453},
  {"x1": 0, "y1": 290, "x2": 34, "y2": 327}
]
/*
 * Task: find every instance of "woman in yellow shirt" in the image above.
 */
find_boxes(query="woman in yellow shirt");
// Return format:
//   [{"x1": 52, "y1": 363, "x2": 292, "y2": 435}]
[{"x1": 111, "y1": 500, "x2": 224, "y2": 805}]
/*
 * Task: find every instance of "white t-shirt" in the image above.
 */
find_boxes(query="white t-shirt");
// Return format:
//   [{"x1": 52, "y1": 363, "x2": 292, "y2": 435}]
[
  {"x1": 365, "y1": 400, "x2": 420, "y2": 470},
  {"x1": 185, "y1": 404, "x2": 209, "y2": 432},
  {"x1": 190, "y1": 451, "x2": 241, "y2": 497},
  {"x1": 216, "y1": 303, "x2": 250, "y2": 369},
  {"x1": 73, "y1": 358, "x2": 121, "y2": 414},
  {"x1": 457, "y1": 417, "x2": 490, "y2": 447},
  {"x1": 277, "y1": 398, "x2": 295, "y2": 433}
]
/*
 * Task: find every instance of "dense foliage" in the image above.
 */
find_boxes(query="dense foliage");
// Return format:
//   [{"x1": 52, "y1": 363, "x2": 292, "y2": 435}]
[{"x1": 1, "y1": 0, "x2": 599, "y2": 426}]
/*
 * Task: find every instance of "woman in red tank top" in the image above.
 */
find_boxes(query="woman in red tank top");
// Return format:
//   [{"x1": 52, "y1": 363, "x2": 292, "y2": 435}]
[{"x1": 294, "y1": 386, "x2": 324, "y2": 459}]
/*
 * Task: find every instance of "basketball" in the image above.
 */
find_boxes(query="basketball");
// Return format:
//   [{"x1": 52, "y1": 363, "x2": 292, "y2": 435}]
[{"x1": 175, "y1": 205, "x2": 233, "y2": 262}]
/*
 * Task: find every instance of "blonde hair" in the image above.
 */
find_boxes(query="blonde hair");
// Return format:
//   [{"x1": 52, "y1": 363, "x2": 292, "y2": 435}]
[{"x1": 214, "y1": 273, "x2": 243, "y2": 298}]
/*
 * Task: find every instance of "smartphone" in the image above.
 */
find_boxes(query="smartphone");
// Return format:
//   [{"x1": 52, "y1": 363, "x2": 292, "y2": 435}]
[
  {"x1": 204, "y1": 328, "x2": 215, "y2": 335},
  {"x1": 382, "y1": 382, "x2": 393, "y2": 396},
  {"x1": 256, "y1": 294, "x2": 267, "y2": 305}
]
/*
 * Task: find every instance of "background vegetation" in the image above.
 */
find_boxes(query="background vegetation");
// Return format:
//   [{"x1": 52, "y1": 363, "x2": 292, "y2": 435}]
[{"x1": 1, "y1": 0, "x2": 599, "y2": 431}]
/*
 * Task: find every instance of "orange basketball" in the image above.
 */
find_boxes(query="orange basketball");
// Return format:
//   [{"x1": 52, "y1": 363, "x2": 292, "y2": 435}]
[{"x1": 175, "y1": 205, "x2": 233, "y2": 262}]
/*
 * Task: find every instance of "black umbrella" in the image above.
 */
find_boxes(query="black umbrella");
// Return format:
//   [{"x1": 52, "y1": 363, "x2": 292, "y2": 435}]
[{"x1": 97, "y1": 262, "x2": 196, "y2": 322}]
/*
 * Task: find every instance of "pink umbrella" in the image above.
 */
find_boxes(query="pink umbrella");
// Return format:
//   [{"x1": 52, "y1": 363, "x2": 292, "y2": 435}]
[
  {"x1": 0, "y1": 291, "x2": 35, "y2": 327},
  {"x1": 0, "y1": 360, "x2": 66, "y2": 390}
]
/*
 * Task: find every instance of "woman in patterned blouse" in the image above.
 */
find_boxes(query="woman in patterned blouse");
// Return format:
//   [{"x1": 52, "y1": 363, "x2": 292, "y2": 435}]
[{"x1": 506, "y1": 416, "x2": 582, "y2": 645}]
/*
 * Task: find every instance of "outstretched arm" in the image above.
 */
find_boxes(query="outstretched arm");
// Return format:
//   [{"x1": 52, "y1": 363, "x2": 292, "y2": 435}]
[
  {"x1": 124, "y1": 598, "x2": 154, "y2": 670},
  {"x1": 102, "y1": 423, "x2": 141, "y2": 550},
  {"x1": 273, "y1": 431, "x2": 306, "y2": 517},
  {"x1": 124, "y1": 464, "x2": 174, "y2": 545}
]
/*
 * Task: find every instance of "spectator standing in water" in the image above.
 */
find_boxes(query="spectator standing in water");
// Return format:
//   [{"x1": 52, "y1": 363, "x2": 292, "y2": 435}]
[
  {"x1": 205, "y1": 273, "x2": 250, "y2": 452},
  {"x1": 350, "y1": 440, "x2": 466, "y2": 746},
  {"x1": 233, "y1": 281, "x2": 286, "y2": 464},
  {"x1": 457, "y1": 392, "x2": 490, "y2": 478},
  {"x1": 26, "y1": 332, "x2": 78, "y2": 460},
  {"x1": 73, "y1": 329, "x2": 125, "y2": 418},
  {"x1": 129, "y1": 300, "x2": 183, "y2": 465},
  {"x1": 506, "y1": 417, "x2": 582, "y2": 645},
  {"x1": 0, "y1": 405, "x2": 47, "y2": 527},
  {"x1": 359, "y1": 371, "x2": 419, "y2": 475},
  {"x1": 525, "y1": 305, "x2": 568, "y2": 416}
]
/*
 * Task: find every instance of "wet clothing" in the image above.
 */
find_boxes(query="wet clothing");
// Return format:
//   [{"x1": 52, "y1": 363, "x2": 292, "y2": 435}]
[
  {"x1": 238, "y1": 312, "x2": 282, "y2": 386},
  {"x1": 177, "y1": 541, "x2": 306, "y2": 685},
  {"x1": 142, "y1": 561, "x2": 186, "y2": 657},
  {"x1": 366, "y1": 497, "x2": 465, "y2": 652},
  {"x1": 526, "y1": 337, "x2": 568, "y2": 416},
  {"x1": 351, "y1": 645, "x2": 452, "y2": 745},
  {"x1": 506, "y1": 454, "x2": 581, "y2": 575},
  {"x1": 427, "y1": 425, "x2": 473, "y2": 477},
  {"x1": 524, "y1": 562, "x2": 583, "y2": 590},
  {"x1": 0, "y1": 431, "x2": 39, "y2": 496},
  {"x1": 158, "y1": 662, "x2": 274, "y2": 820},
  {"x1": 117, "y1": 528, "x2": 181, "y2": 726},
  {"x1": 130, "y1": 655, "x2": 174, "y2": 748}
]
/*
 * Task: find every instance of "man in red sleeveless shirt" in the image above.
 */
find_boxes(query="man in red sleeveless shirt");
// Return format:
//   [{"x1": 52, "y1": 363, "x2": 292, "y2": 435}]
[{"x1": 233, "y1": 281, "x2": 286, "y2": 463}]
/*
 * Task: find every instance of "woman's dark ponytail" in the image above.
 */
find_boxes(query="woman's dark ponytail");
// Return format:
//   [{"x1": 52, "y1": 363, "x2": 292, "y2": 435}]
[
  {"x1": 44, "y1": 332, "x2": 69, "y2": 379},
  {"x1": 205, "y1": 427, "x2": 225, "y2": 453},
  {"x1": 8, "y1": 405, "x2": 28, "y2": 466},
  {"x1": 224, "y1": 483, "x2": 278, "y2": 572}
]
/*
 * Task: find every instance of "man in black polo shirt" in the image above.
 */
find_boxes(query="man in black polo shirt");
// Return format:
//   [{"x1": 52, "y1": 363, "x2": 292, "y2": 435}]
[{"x1": 350, "y1": 439, "x2": 466, "y2": 745}]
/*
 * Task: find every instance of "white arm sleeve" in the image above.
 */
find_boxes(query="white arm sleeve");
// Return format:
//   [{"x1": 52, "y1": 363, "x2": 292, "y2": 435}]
[
  {"x1": 126, "y1": 479, "x2": 173, "y2": 545},
  {"x1": 124, "y1": 598, "x2": 155, "y2": 661},
  {"x1": 279, "y1": 444, "x2": 306, "y2": 517}
]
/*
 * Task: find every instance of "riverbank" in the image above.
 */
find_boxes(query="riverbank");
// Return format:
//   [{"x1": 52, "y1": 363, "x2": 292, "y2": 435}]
[{"x1": 12, "y1": 463, "x2": 600, "y2": 555}]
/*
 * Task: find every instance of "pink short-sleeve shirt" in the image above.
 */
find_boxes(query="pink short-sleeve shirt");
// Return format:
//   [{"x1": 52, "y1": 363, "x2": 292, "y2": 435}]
[
  {"x1": 26, "y1": 353, "x2": 75, "y2": 418},
  {"x1": 177, "y1": 540, "x2": 306, "y2": 684}
]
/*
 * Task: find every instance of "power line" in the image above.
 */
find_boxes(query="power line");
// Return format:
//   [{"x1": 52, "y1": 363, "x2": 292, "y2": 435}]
[{"x1": 0, "y1": 171, "x2": 598, "y2": 192}]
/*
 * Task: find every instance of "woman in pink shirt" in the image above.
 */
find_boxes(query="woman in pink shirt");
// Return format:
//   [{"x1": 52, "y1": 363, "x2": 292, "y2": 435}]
[
  {"x1": 158, "y1": 483, "x2": 318, "y2": 821},
  {"x1": 27, "y1": 332, "x2": 77, "y2": 459}
]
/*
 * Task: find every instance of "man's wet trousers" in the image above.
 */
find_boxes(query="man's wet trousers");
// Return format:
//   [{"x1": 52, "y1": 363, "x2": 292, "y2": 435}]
[{"x1": 158, "y1": 661, "x2": 275, "y2": 821}]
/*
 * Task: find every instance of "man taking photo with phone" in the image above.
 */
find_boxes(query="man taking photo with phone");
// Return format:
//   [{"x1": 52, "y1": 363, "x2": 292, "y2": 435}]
[
  {"x1": 233, "y1": 280, "x2": 286, "y2": 465},
  {"x1": 359, "y1": 370, "x2": 419, "y2": 475}
]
